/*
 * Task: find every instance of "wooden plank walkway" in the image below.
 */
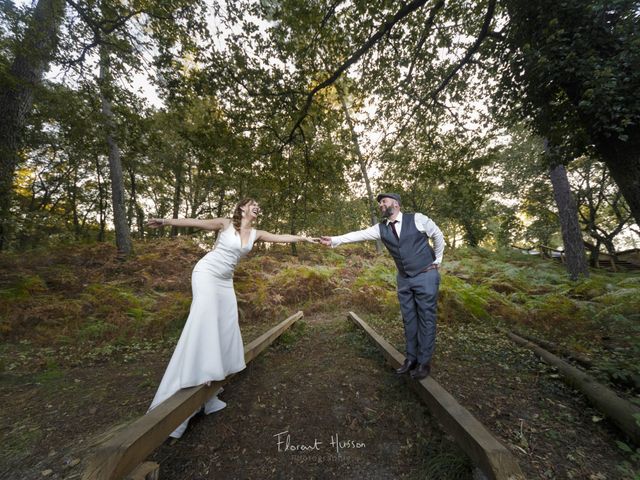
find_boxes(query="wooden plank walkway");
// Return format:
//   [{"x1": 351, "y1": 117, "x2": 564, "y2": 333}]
[
  {"x1": 348, "y1": 311, "x2": 525, "y2": 480},
  {"x1": 82, "y1": 311, "x2": 303, "y2": 480}
]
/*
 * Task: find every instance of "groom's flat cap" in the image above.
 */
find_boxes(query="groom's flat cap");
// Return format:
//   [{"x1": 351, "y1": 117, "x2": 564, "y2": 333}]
[{"x1": 376, "y1": 193, "x2": 401, "y2": 204}]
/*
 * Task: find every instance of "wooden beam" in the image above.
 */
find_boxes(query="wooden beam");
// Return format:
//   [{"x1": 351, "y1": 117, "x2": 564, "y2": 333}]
[
  {"x1": 126, "y1": 462, "x2": 158, "y2": 480},
  {"x1": 348, "y1": 311, "x2": 525, "y2": 480},
  {"x1": 506, "y1": 330, "x2": 640, "y2": 446},
  {"x1": 83, "y1": 311, "x2": 304, "y2": 480},
  {"x1": 511, "y1": 330, "x2": 593, "y2": 369}
]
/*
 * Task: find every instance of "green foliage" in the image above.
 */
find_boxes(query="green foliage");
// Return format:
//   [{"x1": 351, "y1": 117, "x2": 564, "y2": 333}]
[
  {"x1": 322, "y1": 249, "x2": 347, "y2": 267},
  {"x1": 238, "y1": 263, "x2": 337, "y2": 319},
  {"x1": 495, "y1": 0, "x2": 640, "y2": 141},
  {"x1": 0, "y1": 239, "x2": 198, "y2": 349},
  {"x1": 616, "y1": 439, "x2": 640, "y2": 478},
  {"x1": 0, "y1": 422, "x2": 42, "y2": 459},
  {"x1": 568, "y1": 276, "x2": 615, "y2": 300},
  {"x1": 346, "y1": 259, "x2": 398, "y2": 317},
  {"x1": 528, "y1": 293, "x2": 590, "y2": 325},
  {"x1": 440, "y1": 275, "x2": 493, "y2": 322},
  {"x1": 0, "y1": 273, "x2": 47, "y2": 299},
  {"x1": 34, "y1": 362, "x2": 64, "y2": 384},
  {"x1": 494, "y1": 0, "x2": 640, "y2": 227},
  {"x1": 593, "y1": 288, "x2": 640, "y2": 309},
  {"x1": 273, "y1": 320, "x2": 308, "y2": 352},
  {"x1": 353, "y1": 262, "x2": 396, "y2": 290},
  {"x1": 78, "y1": 318, "x2": 118, "y2": 342}
]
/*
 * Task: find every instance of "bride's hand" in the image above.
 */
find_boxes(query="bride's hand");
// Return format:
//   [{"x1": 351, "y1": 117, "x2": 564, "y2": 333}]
[{"x1": 305, "y1": 237, "x2": 320, "y2": 244}]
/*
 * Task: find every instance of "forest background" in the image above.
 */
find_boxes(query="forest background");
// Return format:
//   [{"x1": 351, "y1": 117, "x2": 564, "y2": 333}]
[{"x1": 1, "y1": 0, "x2": 639, "y2": 268}]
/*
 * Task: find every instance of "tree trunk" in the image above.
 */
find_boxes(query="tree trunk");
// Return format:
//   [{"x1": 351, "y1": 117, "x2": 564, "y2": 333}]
[
  {"x1": 215, "y1": 187, "x2": 226, "y2": 218},
  {"x1": 71, "y1": 168, "x2": 80, "y2": 240},
  {"x1": 289, "y1": 189, "x2": 299, "y2": 257},
  {"x1": 0, "y1": 0, "x2": 65, "y2": 249},
  {"x1": 95, "y1": 155, "x2": 106, "y2": 242},
  {"x1": 336, "y1": 85, "x2": 383, "y2": 253},
  {"x1": 99, "y1": 46, "x2": 132, "y2": 256},
  {"x1": 548, "y1": 162, "x2": 589, "y2": 279},
  {"x1": 462, "y1": 221, "x2": 479, "y2": 247},
  {"x1": 600, "y1": 238, "x2": 618, "y2": 271},
  {"x1": 171, "y1": 164, "x2": 183, "y2": 238},
  {"x1": 211, "y1": 187, "x2": 225, "y2": 242},
  {"x1": 546, "y1": 145, "x2": 589, "y2": 280},
  {"x1": 289, "y1": 197, "x2": 298, "y2": 256},
  {"x1": 586, "y1": 240, "x2": 601, "y2": 268}
]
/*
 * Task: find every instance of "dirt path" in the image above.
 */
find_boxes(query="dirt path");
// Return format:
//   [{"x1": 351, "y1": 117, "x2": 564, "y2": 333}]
[
  {"x1": 0, "y1": 311, "x2": 471, "y2": 480},
  {"x1": 2, "y1": 309, "x2": 637, "y2": 479},
  {"x1": 148, "y1": 312, "x2": 472, "y2": 480}
]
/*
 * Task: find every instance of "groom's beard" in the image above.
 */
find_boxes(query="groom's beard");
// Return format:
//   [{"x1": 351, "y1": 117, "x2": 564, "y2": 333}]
[{"x1": 381, "y1": 206, "x2": 394, "y2": 218}]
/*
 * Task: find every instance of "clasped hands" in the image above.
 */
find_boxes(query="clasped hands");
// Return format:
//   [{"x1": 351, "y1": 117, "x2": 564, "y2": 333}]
[{"x1": 302, "y1": 237, "x2": 332, "y2": 245}]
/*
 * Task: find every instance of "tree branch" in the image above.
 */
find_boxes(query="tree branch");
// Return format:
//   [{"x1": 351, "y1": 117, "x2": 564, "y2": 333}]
[
  {"x1": 298, "y1": 0, "x2": 345, "y2": 61},
  {"x1": 379, "y1": 0, "x2": 496, "y2": 157},
  {"x1": 63, "y1": 0, "x2": 147, "y2": 66},
  {"x1": 284, "y1": 0, "x2": 430, "y2": 145},
  {"x1": 405, "y1": 0, "x2": 496, "y2": 125},
  {"x1": 402, "y1": 0, "x2": 446, "y2": 85}
]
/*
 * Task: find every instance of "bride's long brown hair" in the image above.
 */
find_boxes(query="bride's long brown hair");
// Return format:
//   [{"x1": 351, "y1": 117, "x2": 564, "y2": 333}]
[{"x1": 232, "y1": 198, "x2": 257, "y2": 233}]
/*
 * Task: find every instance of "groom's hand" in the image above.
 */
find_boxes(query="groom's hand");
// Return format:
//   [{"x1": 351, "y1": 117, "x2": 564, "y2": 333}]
[{"x1": 319, "y1": 236, "x2": 332, "y2": 246}]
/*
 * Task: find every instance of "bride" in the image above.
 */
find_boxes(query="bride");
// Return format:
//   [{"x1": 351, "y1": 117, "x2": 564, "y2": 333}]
[{"x1": 146, "y1": 198, "x2": 318, "y2": 438}]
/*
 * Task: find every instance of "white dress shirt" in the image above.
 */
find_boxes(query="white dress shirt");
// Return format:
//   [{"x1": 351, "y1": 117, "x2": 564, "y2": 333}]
[{"x1": 330, "y1": 211, "x2": 445, "y2": 265}]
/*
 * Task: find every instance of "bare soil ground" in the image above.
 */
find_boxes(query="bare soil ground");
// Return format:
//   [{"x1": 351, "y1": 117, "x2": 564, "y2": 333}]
[
  {"x1": 2, "y1": 308, "x2": 637, "y2": 480},
  {"x1": 0, "y1": 312, "x2": 471, "y2": 480},
  {"x1": 148, "y1": 313, "x2": 471, "y2": 480}
]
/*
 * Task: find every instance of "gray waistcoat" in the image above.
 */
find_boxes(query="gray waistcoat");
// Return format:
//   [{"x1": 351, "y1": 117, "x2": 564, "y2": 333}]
[{"x1": 379, "y1": 213, "x2": 435, "y2": 277}]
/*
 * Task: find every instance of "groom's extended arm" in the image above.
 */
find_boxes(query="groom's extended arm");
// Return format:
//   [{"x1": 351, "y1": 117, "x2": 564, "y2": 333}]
[{"x1": 322, "y1": 224, "x2": 380, "y2": 247}]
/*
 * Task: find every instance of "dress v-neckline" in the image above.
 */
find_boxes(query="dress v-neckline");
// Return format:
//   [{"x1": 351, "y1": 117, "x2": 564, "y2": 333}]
[{"x1": 239, "y1": 228, "x2": 253, "y2": 249}]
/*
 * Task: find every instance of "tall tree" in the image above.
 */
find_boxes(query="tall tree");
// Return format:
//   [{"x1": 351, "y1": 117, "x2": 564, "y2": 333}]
[
  {"x1": 98, "y1": 43, "x2": 131, "y2": 255},
  {"x1": 496, "y1": 0, "x2": 640, "y2": 226},
  {"x1": 0, "y1": 0, "x2": 65, "y2": 249},
  {"x1": 57, "y1": 0, "x2": 210, "y2": 252},
  {"x1": 545, "y1": 139, "x2": 589, "y2": 279}
]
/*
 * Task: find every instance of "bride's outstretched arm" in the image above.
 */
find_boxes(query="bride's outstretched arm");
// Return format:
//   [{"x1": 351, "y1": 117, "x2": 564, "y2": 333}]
[
  {"x1": 147, "y1": 217, "x2": 230, "y2": 231},
  {"x1": 255, "y1": 230, "x2": 319, "y2": 244}
]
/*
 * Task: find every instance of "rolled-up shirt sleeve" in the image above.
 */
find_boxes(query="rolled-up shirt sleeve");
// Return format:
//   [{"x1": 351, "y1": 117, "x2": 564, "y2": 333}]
[
  {"x1": 414, "y1": 213, "x2": 445, "y2": 265},
  {"x1": 331, "y1": 224, "x2": 380, "y2": 247}
]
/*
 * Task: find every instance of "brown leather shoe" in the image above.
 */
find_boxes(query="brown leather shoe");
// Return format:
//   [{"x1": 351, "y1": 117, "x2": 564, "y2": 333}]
[
  {"x1": 410, "y1": 362, "x2": 431, "y2": 380},
  {"x1": 396, "y1": 359, "x2": 417, "y2": 375}
]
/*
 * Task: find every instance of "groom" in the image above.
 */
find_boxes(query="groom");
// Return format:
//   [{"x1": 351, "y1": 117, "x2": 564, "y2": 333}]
[{"x1": 320, "y1": 193, "x2": 444, "y2": 379}]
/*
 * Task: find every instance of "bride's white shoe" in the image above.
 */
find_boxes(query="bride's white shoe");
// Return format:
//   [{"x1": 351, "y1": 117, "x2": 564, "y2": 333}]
[{"x1": 204, "y1": 396, "x2": 227, "y2": 414}]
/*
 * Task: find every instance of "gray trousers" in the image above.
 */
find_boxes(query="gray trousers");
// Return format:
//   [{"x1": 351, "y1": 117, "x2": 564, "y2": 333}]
[{"x1": 396, "y1": 269, "x2": 440, "y2": 364}]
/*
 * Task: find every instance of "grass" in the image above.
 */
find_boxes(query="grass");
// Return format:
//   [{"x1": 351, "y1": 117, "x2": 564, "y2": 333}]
[
  {"x1": 273, "y1": 320, "x2": 309, "y2": 351},
  {"x1": 0, "y1": 423, "x2": 42, "y2": 460}
]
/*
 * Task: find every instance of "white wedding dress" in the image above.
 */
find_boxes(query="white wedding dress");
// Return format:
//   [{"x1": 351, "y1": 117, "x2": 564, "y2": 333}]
[{"x1": 148, "y1": 224, "x2": 256, "y2": 438}]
